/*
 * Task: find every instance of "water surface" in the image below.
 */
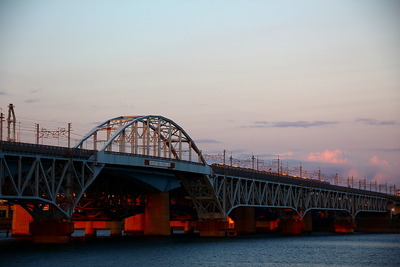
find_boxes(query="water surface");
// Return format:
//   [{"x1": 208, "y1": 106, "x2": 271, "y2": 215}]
[{"x1": 1, "y1": 233, "x2": 399, "y2": 267}]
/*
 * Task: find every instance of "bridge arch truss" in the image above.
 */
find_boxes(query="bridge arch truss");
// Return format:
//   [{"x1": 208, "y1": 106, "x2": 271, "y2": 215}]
[{"x1": 75, "y1": 115, "x2": 205, "y2": 164}]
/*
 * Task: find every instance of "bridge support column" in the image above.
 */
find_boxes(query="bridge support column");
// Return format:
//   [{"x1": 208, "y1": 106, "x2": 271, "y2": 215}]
[
  {"x1": 11, "y1": 205, "x2": 32, "y2": 238},
  {"x1": 109, "y1": 221, "x2": 123, "y2": 237},
  {"x1": 332, "y1": 212, "x2": 355, "y2": 233},
  {"x1": 312, "y1": 211, "x2": 334, "y2": 232},
  {"x1": 234, "y1": 207, "x2": 256, "y2": 235},
  {"x1": 29, "y1": 220, "x2": 74, "y2": 244},
  {"x1": 170, "y1": 220, "x2": 195, "y2": 234},
  {"x1": 144, "y1": 192, "x2": 170, "y2": 236},
  {"x1": 124, "y1": 213, "x2": 144, "y2": 235},
  {"x1": 74, "y1": 220, "x2": 123, "y2": 237},
  {"x1": 334, "y1": 219, "x2": 356, "y2": 233},
  {"x1": 197, "y1": 218, "x2": 228, "y2": 237},
  {"x1": 84, "y1": 221, "x2": 97, "y2": 237},
  {"x1": 256, "y1": 219, "x2": 280, "y2": 232},
  {"x1": 279, "y1": 212, "x2": 304, "y2": 235},
  {"x1": 303, "y1": 211, "x2": 313, "y2": 234},
  {"x1": 355, "y1": 212, "x2": 392, "y2": 233}
]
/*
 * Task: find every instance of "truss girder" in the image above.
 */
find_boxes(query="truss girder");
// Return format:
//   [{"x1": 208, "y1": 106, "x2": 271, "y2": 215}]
[
  {"x1": 75, "y1": 115, "x2": 205, "y2": 164},
  {"x1": 211, "y1": 175, "x2": 388, "y2": 218},
  {"x1": 0, "y1": 154, "x2": 102, "y2": 219},
  {"x1": 178, "y1": 174, "x2": 225, "y2": 219}
]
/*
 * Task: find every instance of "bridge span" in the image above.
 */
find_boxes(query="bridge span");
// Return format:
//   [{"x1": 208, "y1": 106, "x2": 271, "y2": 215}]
[{"x1": 1, "y1": 115, "x2": 399, "y2": 242}]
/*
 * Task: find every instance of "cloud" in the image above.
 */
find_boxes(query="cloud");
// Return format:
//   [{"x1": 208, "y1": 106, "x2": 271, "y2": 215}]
[
  {"x1": 278, "y1": 151, "x2": 295, "y2": 157},
  {"x1": 371, "y1": 172, "x2": 389, "y2": 184},
  {"x1": 376, "y1": 148, "x2": 400, "y2": 153},
  {"x1": 0, "y1": 91, "x2": 6, "y2": 95},
  {"x1": 356, "y1": 118, "x2": 397, "y2": 126},
  {"x1": 195, "y1": 139, "x2": 222, "y2": 144},
  {"x1": 251, "y1": 120, "x2": 338, "y2": 128},
  {"x1": 306, "y1": 149, "x2": 350, "y2": 164},
  {"x1": 25, "y1": 99, "x2": 40, "y2": 103},
  {"x1": 369, "y1": 156, "x2": 389, "y2": 167}
]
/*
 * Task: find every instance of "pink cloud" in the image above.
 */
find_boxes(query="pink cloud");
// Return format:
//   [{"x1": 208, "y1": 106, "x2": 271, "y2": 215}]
[
  {"x1": 344, "y1": 168, "x2": 362, "y2": 178},
  {"x1": 306, "y1": 149, "x2": 350, "y2": 164},
  {"x1": 369, "y1": 156, "x2": 389, "y2": 167},
  {"x1": 279, "y1": 151, "x2": 295, "y2": 157},
  {"x1": 371, "y1": 172, "x2": 388, "y2": 184}
]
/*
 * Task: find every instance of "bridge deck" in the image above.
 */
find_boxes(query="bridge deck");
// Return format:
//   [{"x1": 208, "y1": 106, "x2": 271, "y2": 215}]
[{"x1": 0, "y1": 141, "x2": 94, "y2": 159}]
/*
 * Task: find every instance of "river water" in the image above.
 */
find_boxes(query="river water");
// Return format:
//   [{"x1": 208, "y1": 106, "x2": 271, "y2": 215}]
[{"x1": 1, "y1": 233, "x2": 399, "y2": 267}]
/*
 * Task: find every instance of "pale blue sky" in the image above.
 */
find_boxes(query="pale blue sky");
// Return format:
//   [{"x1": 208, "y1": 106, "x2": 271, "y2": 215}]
[{"x1": 1, "y1": 1, "x2": 399, "y2": 186}]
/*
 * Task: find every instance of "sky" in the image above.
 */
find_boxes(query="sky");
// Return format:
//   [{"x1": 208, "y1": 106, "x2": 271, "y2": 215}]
[{"x1": 0, "y1": 1, "x2": 399, "y2": 188}]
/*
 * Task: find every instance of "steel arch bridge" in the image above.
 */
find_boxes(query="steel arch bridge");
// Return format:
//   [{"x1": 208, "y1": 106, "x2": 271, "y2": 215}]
[
  {"x1": 0, "y1": 115, "x2": 215, "y2": 220},
  {"x1": 0, "y1": 115, "x2": 398, "y2": 223},
  {"x1": 75, "y1": 115, "x2": 206, "y2": 163}
]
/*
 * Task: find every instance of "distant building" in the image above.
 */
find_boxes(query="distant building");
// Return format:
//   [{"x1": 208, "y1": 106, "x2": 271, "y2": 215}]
[{"x1": 397, "y1": 189, "x2": 400, "y2": 196}]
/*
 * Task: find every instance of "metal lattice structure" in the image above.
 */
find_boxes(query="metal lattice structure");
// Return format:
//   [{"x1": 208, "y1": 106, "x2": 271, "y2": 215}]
[
  {"x1": 210, "y1": 173, "x2": 388, "y2": 219},
  {"x1": 0, "y1": 149, "x2": 102, "y2": 219},
  {"x1": 75, "y1": 115, "x2": 205, "y2": 164},
  {"x1": 178, "y1": 174, "x2": 225, "y2": 219}
]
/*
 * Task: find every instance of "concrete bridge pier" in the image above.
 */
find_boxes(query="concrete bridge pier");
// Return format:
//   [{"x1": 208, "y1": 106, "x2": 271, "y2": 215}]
[
  {"x1": 74, "y1": 220, "x2": 123, "y2": 237},
  {"x1": 234, "y1": 206, "x2": 256, "y2": 235},
  {"x1": 143, "y1": 192, "x2": 171, "y2": 236},
  {"x1": 170, "y1": 220, "x2": 196, "y2": 234},
  {"x1": 302, "y1": 211, "x2": 313, "y2": 234},
  {"x1": 109, "y1": 221, "x2": 123, "y2": 237},
  {"x1": 29, "y1": 219, "x2": 74, "y2": 244},
  {"x1": 124, "y1": 213, "x2": 145, "y2": 235},
  {"x1": 84, "y1": 221, "x2": 96, "y2": 237},
  {"x1": 356, "y1": 211, "x2": 392, "y2": 233},
  {"x1": 332, "y1": 212, "x2": 356, "y2": 233},
  {"x1": 279, "y1": 217, "x2": 303, "y2": 235},
  {"x1": 197, "y1": 218, "x2": 228, "y2": 236},
  {"x1": 334, "y1": 219, "x2": 356, "y2": 233},
  {"x1": 255, "y1": 219, "x2": 280, "y2": 232},
  {"x1": 11, "y1": 205, "x2": 32, "y2": 238},
  {"x1": 74, "y1": 192, "x2": 171, "y2": 238},
  {"x1": 278, "y1": 210, "x2": 312, "y2": 235}
]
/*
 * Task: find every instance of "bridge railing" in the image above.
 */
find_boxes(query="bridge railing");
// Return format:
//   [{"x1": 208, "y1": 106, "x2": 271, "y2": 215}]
[
  {"x1": 0, "y1": 141, "x2": 209, "y2": 167},
  {"x1": 0, "y1": 141, "x2": 95, "y2": 159},
  {"x1": 204, "y1": 153, "x2": 398, "y2": 196}
]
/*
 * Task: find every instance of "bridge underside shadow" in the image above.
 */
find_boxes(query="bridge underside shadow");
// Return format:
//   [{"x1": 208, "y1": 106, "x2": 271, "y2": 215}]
[
  {"x1": 74, "y1": 167, "x2": 197, "y2": 220},
  {"x1": 225, "y1": 206, "x2": 399, "y2": 236}
]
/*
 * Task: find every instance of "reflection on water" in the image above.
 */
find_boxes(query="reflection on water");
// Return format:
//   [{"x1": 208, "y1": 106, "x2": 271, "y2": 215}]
[{"x1": 1, "y1": 233, "x2": 399, "y2": 267}]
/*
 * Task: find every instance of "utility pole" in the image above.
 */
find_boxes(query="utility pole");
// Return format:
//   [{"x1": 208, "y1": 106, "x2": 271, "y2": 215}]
[
  {"x1": 277, "y1": 155, "x2": 280, "y2": 175},
  {"x1": 68, "y1": 122, "x2": 71, "y2": 148},
  {"x1": 7, "y1": 103, "x2": 16, "y2": 142},
  {"x1": 223, "y1": 149, "x2": 226, "y2": 165},
  {"x1": 0, "y1": 109, "x2": 3, "y2": 141},
  {"x1": 36, "y1": 124, "x2": 40, "y2": 144},
  {"x1": 300, "y1": 163, "x2": 303, "y2": 178}
]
